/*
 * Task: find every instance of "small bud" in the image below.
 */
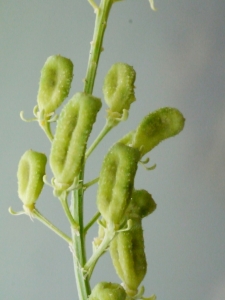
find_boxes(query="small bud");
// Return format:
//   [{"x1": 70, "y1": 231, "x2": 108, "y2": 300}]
[
  {"x1": 97, "y1": 143, "x2": 140, "y2": 226},
  {"x1": 126, "y1": 189, "x2": 156, "y2": 219},
  {"x1": 110, "y1": 219, "x2": 147, "y2": 296},
  {"x1": 103, "y1": 63, "x2": 136, "y2": 114},
  {"x1": 89, "y1": 282, "x2": 126, "y2": 300},
  {"x1": 17, "y1": 150, "x2": 47, "y2": 210},
  {"x1": 50, "y1": 92, "x2": 101, "y2": 190},
  {"x1": 37, "y1": 55, "x2": 73, "y2": 115}
]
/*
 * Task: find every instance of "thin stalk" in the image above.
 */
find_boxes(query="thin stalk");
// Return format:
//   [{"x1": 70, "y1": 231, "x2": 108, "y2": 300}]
[
  {"x1": 60, "y1": 195, "x2": 80, "y2": 232},
  {"x1": 33, "y1": 209, "x2": 72, "y2": 244},
  {"x1": 85, "y1": 121, "x2": 113, "y2": 159},
  {"x1": 85, "y1": 111, "x2": 129, "y2": 159},
  {"x1": 84, "y1": 212, "x2": 101, "y2": 235},
  {"x1": 83, "y1": 223, "x2": 116, "y2": 280},
  {"x1": 83, "y1": 177, "x2": 99, "y2": 190}
]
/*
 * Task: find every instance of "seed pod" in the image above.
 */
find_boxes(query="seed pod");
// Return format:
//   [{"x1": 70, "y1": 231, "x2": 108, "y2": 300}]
[
  {"x1": 126, "y1": 189, "x2": 156, "y2": 219},
  {"x1": 97, "y1": 143, "x2": 140, "y2": 226},
  {"x1": 37, "y1": 55, "x2": 73, "y2": 115},
  {"x1": 17, "y1": 149, "x2": 47, "y2": 210},
  {"x1": 110, "y1": 219, "x2": 147, "y2": 296},
  {"x1": 133, "y1": 107, "x2": 185, "y2": 156},
  {"x1": 89, "y1": 282, "x2": 126, "y2": 300},
  {"x1": 103, "y1": 63, "x2": 136, "y2": 114},
  {"x1": 119, "y1": 107, "x2": 185, "y2": 157},
  {"x1": 50, "y1": 92, "x2": 101, "y2": 190}
]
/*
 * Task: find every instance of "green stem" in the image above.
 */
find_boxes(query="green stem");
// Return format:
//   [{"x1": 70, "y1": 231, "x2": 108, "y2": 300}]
[
  {"x1": 84, "y1": 0, "x2": 113, "y2": 94},
  {"x1": 85, "y1": 110, "x2": 128, "y2": 159},
  {"x1": 83, "y1": 223, "x2": 116, "y2": 280},
  {"x1": 60, "y1": 194, "x2": 80, "y2": 233},
  {"x1": 33, "y1": 209, "x2": 72, "y2": 244},
  {"x1": 71, "y1": 0, "x2": 114, "y2": 299},
  {"x1": 83, "y1": 177, "x2": 99, "y2": 190},
  {"x1": 85, "y1": 121, "x2": 113, "y2": 159},
  {"x1": 84, "y1": 212, "x2": 101, "y2": 235},
  {"x1": 71, "y1": 181, "x2": 91, "y2": 300}
]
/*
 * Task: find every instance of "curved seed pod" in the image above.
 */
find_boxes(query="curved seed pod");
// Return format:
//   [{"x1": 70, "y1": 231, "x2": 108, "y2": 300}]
[
  {"x1": 97, "y1": 143, "x2": 140, "y2": 226},
  {"x1": 126, "y1": 189, "x2": 157, "y2": 219},
  {"x1": 17, "y1": 150, "x2": 47, "y2": 210},
  {"x1": 89, "y1": 282, "x2": 126, "y2": 300},
  {"x1": 50, "y1": 92, "x2": 101, "y2": 190},
  {"x1": 37, "y1": 55, "x2": 73, "y2": 115},
  {"x1": 103, "y1": 63, "x2": 136, "y2": 114},
  {"x1": 110, "y1": 219, "x2": 147, "y2": 296},
  {"x1": 132, "y1": 107, "x2": 185, "y2": 156}
]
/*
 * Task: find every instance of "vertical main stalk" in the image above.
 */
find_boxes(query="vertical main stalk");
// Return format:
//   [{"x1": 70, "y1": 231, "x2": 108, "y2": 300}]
[
  {"x1": 71, "y1": 0, "x2": 113, "y2": 299},
  {"x1": 84, "y1": 0, "x2": 113, "y2": 95}
]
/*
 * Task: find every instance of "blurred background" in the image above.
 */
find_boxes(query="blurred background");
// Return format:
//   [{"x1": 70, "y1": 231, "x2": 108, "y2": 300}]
[{"x1": 1, "y1": 0, "x2": 225, "y2": 299}]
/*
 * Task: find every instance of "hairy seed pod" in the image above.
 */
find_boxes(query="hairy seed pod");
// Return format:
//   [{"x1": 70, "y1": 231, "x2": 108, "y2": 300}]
[
  {"x1": 110, "y1": 219, "x2": 147, "y2": 296},
  {"x1": 17, "y1": 150, "x2": 47, "y2": 210},
  {"x1": 37, "y1": 55, "x2": 73, "y2": 115},
  {"x1": 50, "y1": 92, "x2": 101, "y2": 190},
  {"x1": 119, "y1": 107, "x2": 185, "y2": 157},
  {"x1": 133, "y1": 107, "x2": 185, "y2": 156},
  {"x1": 89, "y1": 282, "x2": 126, "y2": 300},
  {"x1": 97, "y1": 143, "x2": 140, "y2": 226},
  {"x1": 126, "y1": 189, "x2": 156, "y2": 219},
  {"x1": 102, "y1": 63, "x2": 136, "y2": 114}
]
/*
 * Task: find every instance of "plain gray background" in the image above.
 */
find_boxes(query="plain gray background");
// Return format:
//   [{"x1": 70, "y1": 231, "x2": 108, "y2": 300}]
[{"x1": 1, "y1": 0, "x2": 225, "y2": 299}]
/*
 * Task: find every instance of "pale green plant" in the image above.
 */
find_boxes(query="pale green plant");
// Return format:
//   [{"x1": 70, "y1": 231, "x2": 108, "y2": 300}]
[{"x1": 9, "y1": 0, "x2": 185, "y2": 299}]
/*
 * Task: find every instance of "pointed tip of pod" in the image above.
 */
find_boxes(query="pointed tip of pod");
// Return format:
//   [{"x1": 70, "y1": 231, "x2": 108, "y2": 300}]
[
  {"x1": 37, "y1": 55, "x2": 74, "y2": 115},
  {"x1": 17, "y1": 149, "x2": 47, "y2": 208},
  {"x1": 103, "y1": 63, "x2": 136, "y2": 114}
]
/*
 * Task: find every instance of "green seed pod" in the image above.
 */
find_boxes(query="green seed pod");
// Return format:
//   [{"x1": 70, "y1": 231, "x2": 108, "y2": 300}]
[
  {"x1": 110, "y1": 219, "x2": 147, "y2": 296},
  {"x1": 89, "y1": 282, "x2": 126, "y2": 300},
  {"x1": 103, "y1": 63, "x2": 136, "y2": 114},
  {"x1": 126, "y1": 189, "x2": 156, "y2": 219},
  {"x1": 17, "y1": 150, "x2": 47, "y2": 210},
  {"x1": 97, "y1": 143, "x2": 140, "y2": 226},
  {"x1": 133, "y1": 107, "x2": 185, "y2": 156},
  {"x1": 119, "y1": 107, "x2": 185, "y2": 157},
  {"x1": 50, "y1": 92, "x2": 101, "y2": 190},
  {"x1": 37, "y1": 55, "x2": 73, "y2": 115}
]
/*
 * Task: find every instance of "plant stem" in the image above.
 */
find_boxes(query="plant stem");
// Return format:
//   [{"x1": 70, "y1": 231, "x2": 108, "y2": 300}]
[
  {"x1": 83, "y1": 177, "x2": 99, "y2": 190},
  {"x1": 83, "y1": 223, "x2": 116, "y2": 280},
  {"x1": 85, "y1": 121, "x2": 113, "y2": 159},
  {"x1": 84, "y1": 0, "x2": 113, "y2": 95},
  {"x1": 33, "y1": 209, "x2": 72, "y2": 244},
  {"x1": 71, "y1": 0, "x2": 114, "y2": 298},
  {"x1": 60, "y1": 194, "x2": 79, "y2": 232},
  {"x1": 84, "y1": 211, "x2": 101, "y2": 235},
  {"x1": 71, "y1": 185, "x2": 90, "y2": 300}
]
